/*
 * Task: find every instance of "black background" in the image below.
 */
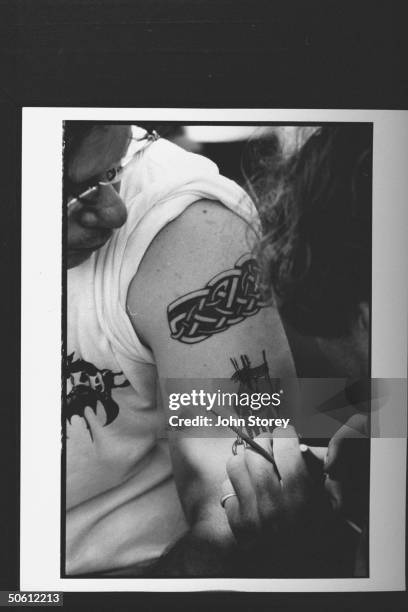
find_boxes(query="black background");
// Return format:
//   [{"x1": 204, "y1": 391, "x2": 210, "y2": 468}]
[{"x1": 0, "y1": 0, "x2": 407, "y2": 609}]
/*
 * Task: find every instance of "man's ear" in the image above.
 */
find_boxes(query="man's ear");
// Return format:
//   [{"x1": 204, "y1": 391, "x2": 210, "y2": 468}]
[{"x1": 358, "y1": 302, "x2": 370, "y2": 332}]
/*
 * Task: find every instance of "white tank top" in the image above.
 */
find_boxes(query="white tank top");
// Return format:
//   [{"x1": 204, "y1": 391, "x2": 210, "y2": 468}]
[{"x1": 66, "y1": 138, "x2": 257, "y2": 575}]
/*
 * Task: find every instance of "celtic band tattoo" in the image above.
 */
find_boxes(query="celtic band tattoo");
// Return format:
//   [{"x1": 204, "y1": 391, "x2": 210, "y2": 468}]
[{"x1": 167, "y1": 253, "x2": 266, "y2": 344}]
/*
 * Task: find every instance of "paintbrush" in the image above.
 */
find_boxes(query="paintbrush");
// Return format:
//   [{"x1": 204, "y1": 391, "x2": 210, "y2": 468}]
[{"x1": 210, "y1": 408, "x2": 282, "y2": 479}]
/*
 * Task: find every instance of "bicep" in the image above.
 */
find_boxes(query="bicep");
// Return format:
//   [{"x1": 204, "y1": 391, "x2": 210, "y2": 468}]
[{"x1": 127, "y1": 200, "x2": 295, "y2": 379}]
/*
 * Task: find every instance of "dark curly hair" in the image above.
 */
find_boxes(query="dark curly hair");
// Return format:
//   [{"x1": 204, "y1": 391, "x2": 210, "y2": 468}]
[{"x1": 253, "y1": 125, "x2": 372, "y2": 338}]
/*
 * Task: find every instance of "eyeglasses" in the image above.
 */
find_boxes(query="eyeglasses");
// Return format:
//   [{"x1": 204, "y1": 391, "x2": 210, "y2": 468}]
[{"x1": 66, "y1": 126, "x2": 160, "y2": 209}]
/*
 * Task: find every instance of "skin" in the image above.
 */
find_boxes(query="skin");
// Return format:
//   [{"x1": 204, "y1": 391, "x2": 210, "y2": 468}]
[
  {"x1": 65, "y1": 125, "x2": 131, "y2": 268},
  {"x1": 221, "y1": 428, "x2": 345, "y2": 576},
  {"x1": 220, "y1": 303, "x2": 370, "y2": 572}
]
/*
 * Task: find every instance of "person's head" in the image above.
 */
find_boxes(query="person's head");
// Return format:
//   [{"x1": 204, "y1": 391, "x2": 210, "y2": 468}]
[
  {"x1": 64, "y1": 123, "x2": 131, "y2": 268},
  {"x1": 255, "y1": 125, "x2": 372, "y2": 377}
]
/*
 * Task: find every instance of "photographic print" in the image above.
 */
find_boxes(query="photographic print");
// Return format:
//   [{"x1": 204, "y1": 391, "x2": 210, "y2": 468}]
[{"x1": 20, "y1": 108, "x2": 407, "y2": 592}]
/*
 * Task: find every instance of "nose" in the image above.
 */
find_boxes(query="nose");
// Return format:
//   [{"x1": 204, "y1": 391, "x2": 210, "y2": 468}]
[{"x1": 79, "y1": 184, "x2": 128, "y2": 229}]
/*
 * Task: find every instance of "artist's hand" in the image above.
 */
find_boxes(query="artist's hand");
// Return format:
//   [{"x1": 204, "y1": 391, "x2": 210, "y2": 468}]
[
  {"x1": 221, "y1": 426, "x2": 342, "y2": 576},
  {"x1": 324, "y1": 414, "x2": 370, "y2": 526}
]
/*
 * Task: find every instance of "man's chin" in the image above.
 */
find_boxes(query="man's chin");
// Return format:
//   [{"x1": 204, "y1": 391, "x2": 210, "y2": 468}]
[{"x1": 67, "y1": 249, "x2": 95, "y2": 269}]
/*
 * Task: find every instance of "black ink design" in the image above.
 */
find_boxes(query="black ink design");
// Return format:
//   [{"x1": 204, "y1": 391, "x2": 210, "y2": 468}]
[
  {"x1": 64, "y1": 353, "x2": 130, "y2": 440},
  {"x1": 230, "y1": 350, "x2": 280, "y2": 438},
  {"x1": 167, "y1": 254, "x2": 266, "y2": 344},
  {"x1": 231, "y1": 350, "x2": 270, "y2": 392}
]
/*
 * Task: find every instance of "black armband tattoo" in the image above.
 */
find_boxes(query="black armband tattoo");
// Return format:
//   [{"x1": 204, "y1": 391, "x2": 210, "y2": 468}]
[{"x1": 167, "y1": 254, "x2": 266, "y2": 344}]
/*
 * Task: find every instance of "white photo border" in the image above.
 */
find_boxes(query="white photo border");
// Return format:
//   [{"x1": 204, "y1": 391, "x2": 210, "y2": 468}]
[{"x1": 21, "y1": 108, "x2": 408, "y2": 591}]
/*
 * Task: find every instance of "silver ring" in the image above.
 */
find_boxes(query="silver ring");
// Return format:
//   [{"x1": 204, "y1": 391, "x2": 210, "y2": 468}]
[
  {"x1": 232, "y1": 437, "x2": 248, "y2": 455},
  {"x1": 220, "y1": 493, "x2": 237, "y2": 508}
]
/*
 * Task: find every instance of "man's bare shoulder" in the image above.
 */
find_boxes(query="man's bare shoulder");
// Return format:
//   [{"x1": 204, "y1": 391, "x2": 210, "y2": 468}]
[
  {"x1": 130, "y1": 199, "x2": 256, "y2": 296},
  {"x1": 145, "y1": 198, "x2": 254, "y2": 264}
]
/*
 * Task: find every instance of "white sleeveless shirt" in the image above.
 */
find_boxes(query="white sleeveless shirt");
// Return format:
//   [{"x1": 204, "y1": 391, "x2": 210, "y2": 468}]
[{"x1": 66, "y1": 138, "x2": 257, "y2": 575}]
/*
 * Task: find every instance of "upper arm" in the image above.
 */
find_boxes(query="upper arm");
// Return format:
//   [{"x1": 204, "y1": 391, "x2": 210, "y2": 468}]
[
  {"x1": 127, "y1": 200, "x2": 294, "y2": 378},
  {"x1": 126, "y1": 200, "x2": 296, "y2": 524}
]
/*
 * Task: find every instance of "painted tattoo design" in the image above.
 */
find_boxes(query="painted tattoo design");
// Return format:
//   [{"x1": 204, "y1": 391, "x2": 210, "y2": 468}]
[
  {"x1": 167, "y1": 253, "x2": 266, "y2": 344},
  {"x1": 64, "y1": 352, "x2": 130, "y2": 441},
  {"x1": 230, "y1": 351, "x2": 281, "y2": 440},
  {"x1": 231, "y1": 350, "x2": 271, "y2": 392}
]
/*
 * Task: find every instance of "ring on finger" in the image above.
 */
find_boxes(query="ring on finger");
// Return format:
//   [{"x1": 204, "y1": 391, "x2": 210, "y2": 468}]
[{"x1": 220, "y1": 493, "x2": 238, "y2": 508}]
